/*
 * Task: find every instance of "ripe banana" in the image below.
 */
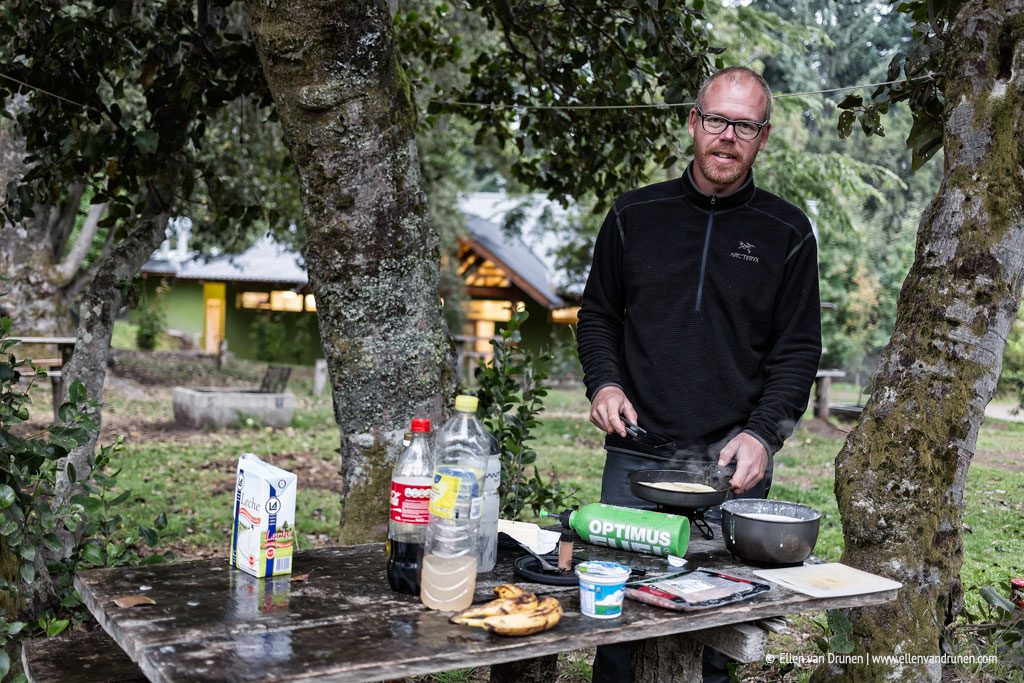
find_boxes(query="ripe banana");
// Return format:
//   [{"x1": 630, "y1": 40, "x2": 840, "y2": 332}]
[
  {"x1": 449, "y1": 584, "x2": 538, "y2": 622},
  {"x1": 449, "y1": 593, "x2": 539, "y2": 621},
  {"x1": 493, "y1": 583, "x2": 532, "y2": 600},
  {"x1": 450, "y1": 595, "x2": 563, "y2": 637}
]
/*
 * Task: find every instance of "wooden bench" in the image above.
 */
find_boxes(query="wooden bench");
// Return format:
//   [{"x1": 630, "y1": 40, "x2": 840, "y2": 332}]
[
  {"x1": 814, "y1": 369, "x2": 846, "y2": 420},
  {"x1": 9, "y1": 337, "x2": 76, "y2": 420},
  {"x1": 259, "y1": 364, "x2": 292, "y2": 393},
  {"x1": 21, "y1": 618, "x2": 779, "y2": 683},
  {"x1": 22, "y1": 630, "x2": 145, "y2": 683}
]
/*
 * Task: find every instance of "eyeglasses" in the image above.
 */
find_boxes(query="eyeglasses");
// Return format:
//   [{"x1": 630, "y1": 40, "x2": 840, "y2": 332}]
[{"x1": 695, "y1": 107, "x2": 768, "y2": 140}]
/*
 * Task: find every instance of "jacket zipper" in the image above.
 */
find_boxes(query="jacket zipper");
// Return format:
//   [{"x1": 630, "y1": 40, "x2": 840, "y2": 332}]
[{"x1": 695, "y1": 195, "x2": 715, "y2": 312}]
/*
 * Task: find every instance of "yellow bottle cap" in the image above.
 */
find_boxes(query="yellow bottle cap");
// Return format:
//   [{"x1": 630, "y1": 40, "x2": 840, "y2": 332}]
[{"x1": 454, "y1": 395, "x2": 479, "y2": 413}]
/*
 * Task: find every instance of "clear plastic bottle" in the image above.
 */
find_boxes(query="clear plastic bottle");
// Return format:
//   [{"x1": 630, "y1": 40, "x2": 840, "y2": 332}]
[
  {"x1": 387, "y1": 418, "x2": 434, "y2": 595},
  {"x1": 420, "y1": 395, "x2": 489, "y2": 611},
  {"x1": 477, "y1": 437, "x2": 501, "y2": 573}
]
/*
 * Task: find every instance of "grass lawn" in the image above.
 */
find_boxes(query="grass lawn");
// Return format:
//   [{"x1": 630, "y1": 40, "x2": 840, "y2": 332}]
[{"x1": 24, "y1": 360, "x2": 1023, "y2": 682}]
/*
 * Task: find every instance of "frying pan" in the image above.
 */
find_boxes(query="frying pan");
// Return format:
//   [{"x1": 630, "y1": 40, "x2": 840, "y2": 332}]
[{"x1": 628, "y1": 468, "x2": 730, "y2": 509}]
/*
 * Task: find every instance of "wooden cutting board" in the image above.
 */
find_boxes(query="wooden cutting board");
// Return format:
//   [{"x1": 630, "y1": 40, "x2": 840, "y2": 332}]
[{"x1": 752, "y1": 563, "x2": 902, "y2": 598}]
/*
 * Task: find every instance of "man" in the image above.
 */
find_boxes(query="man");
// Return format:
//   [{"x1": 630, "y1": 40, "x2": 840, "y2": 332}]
[{"x1": 577, "y1": 67, "x2": 821, "y2": 682}]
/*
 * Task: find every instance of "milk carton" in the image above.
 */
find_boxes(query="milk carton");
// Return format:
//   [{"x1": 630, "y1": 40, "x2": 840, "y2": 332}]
[{"x1": 230, "y1": 453, "x2": 297, "y2": 577}]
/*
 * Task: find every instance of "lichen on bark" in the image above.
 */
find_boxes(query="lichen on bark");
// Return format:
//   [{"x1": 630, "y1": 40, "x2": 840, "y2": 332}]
[
  {"x1": 826, "y1": 1, "x2": 1024, "y2": 680},
  {"x1": 245, "y1": 0, "x2": 455, "y2": 543}
]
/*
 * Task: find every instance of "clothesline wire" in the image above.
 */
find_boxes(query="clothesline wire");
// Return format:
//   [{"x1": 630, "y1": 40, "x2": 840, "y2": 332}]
[
  {"x1": 1, "y1": 68, "x2": 935, "y2": 114},
  {"x1": 429, "y1": 74, "x2": 937, "y2": 111},
  {"x1": 0, "y1": 72, "x2": 93, "y2": 110}
]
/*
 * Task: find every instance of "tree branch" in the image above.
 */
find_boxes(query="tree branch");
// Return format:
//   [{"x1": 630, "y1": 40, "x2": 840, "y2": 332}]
[
  {"x1": 65, "y1": 215, "x2": 117, "y2": 299},
  {"x1": 48, "y1": 182, "x2": 85, "y2": 256},
  {"x1": 53, "y1": 201, "x2": 107, "y2": 286}
]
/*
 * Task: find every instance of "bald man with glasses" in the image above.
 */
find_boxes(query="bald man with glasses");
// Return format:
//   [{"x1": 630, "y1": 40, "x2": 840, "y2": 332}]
[{"x1": 577, "y1": 66, "x2": 822, "y2": 683}]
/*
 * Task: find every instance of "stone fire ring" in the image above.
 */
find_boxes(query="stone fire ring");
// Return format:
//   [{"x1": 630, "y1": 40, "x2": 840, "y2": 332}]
[{"x1": 172, "y1": 387, "x2": 296, "y2": 429}]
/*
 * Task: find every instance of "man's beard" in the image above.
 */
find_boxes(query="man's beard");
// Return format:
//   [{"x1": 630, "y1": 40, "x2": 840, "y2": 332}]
[{"x1": 695, "y1": 141, "x2": 750, "y2": 187}]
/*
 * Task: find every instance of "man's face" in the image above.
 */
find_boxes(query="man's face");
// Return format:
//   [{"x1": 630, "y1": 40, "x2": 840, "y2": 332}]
[{"x1": 687, "y1": 77, "x2": 771, "y2": 195}]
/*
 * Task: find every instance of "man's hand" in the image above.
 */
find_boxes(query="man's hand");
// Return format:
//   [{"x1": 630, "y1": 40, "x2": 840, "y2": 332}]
[
  {"x1": 718, "y1": 432, "x2": 768, "y2": 494},
  {"x1": 589, "y1": 386, "x2": 638, "y2": 438}
]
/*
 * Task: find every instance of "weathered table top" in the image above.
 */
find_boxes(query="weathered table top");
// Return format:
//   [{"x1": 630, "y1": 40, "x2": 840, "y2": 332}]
[{"x1": 75, "y1": 535, "x2": 896, "y2": 682}]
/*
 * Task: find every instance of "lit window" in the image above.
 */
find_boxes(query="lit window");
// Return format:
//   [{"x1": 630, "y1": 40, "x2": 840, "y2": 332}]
[
  {"x1": 475, "y1": 321, "x2": 495, "y2": 354},
  {"x1": 238, "y1": 292, "x2": 270, "y2": 310},
  {"x1": 270, "y1": 290, "x2": 304, "y2": 312},
  {"x1": 237, "y1": 291, "x2": 310, "y2": 312},
  {"x1": 464, "y1": 300, "x2": 525, "y2": 322},
  {"x1": 551, "y1": 307, "x2": 580, "y2": 324}
]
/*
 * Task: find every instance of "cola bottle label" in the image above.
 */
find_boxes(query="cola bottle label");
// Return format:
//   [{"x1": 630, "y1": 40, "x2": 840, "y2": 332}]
[{"x1": 390, "y1": 479, "x2": 432, "y2": 524}]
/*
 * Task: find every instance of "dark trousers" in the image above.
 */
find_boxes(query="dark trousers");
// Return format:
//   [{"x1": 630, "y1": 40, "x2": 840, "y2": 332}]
[{"x1": 591, "y1": 445, "x2": 772, "y2": 683}]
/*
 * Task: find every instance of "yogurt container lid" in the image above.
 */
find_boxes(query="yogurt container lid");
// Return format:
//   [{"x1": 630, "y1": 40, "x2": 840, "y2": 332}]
[{"x1": 575, "y1": 561, "x2": 631, "y2": 580}]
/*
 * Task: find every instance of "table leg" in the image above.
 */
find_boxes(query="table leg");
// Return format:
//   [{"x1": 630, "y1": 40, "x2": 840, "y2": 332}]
[
  {"x1": 489, "y1": 654, "x2": 558, "y2": 682},
  {"x1": 815, "y1": 376, "x2": 832, "y2": 420},
  {"x1": 631, "y1": 634, "x2": 703, "y2": 683}
]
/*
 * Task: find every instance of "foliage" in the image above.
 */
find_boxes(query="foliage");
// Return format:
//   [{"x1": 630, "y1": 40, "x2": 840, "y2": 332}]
[
  {"x1": 397, "y1": 0, "x2": 723, "y2": 208},
  {"x1": 133, "y1": 278, "x2": 170, "y2": 352},
  {"x1": 474, "y1": 309, "x2": 578, "y2": 518},
  {"x1": 813, "y1": 609, "x2": 856, "y2": 655},
  {"x1": 832, "y1": 1, "x2": 949, "y2": 171},
  {"x1": 953, "y1": 586, "x2": 1024, "y2": 679},
  {"x1": 723, "y1": 0, "x2": 942, "y2": 374},
  {"x1": 248, "y1": 311, "x2": 311, "y2": 365},
  {"x1": 0, "y1": 313, "x2": 168, "y2": 677},
  {"x1": 0, "y1": 0, "x2": 291, "y2": 249}
]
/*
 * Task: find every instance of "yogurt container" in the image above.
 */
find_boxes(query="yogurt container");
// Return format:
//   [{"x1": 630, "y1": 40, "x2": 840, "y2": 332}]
[{"x1": 576, "y1": 561, "x2": 631, "y2": 619}]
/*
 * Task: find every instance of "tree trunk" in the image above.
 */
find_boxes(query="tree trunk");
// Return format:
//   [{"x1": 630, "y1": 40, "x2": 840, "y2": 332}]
[
  {"x1": 632, "y1": 635, "x2": 702, "y2": 683},
  {"x1": 827, "y1": 2, "x2": 1024, "y2": 680},
  {"x1": 51, "y1": 172, "x2": 178, "y2": 555},
  {"x1": 244, "y1": 1, "x2": 455, "y2": 544}
]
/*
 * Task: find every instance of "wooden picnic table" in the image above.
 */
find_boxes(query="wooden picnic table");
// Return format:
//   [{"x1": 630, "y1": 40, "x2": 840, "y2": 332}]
[
  {"x1": 73, "y1": 529, "x2": 898, "y2": 683},
  {"x1": 9, "y1": 336, "x2": 76, "y2": 419}
]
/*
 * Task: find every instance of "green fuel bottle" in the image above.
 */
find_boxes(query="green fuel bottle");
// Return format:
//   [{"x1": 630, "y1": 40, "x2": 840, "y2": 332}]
[{"x1": 542, "y1": 504, "x2": 689, "y2": 557}]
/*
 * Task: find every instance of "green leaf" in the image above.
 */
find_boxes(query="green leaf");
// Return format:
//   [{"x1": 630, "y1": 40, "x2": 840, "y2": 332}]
[
  {"x1": 0, "y1": 484, "x2": 15, "y2": 509},
  {"x1": 154, "y1": 512, "x2": 168, "y2": 530},
  {"x1": 837, "y1": 93, "x2": 863, "y2": 109},
  {"x1": 107, "y1": 490, "x2": 131, "y2": 506},
  {"x1": 0, "y1": 650, "x2": 8, "y2": 678},
  {"x1": 19, "y1": 562, "x2": 34, "y2": 584},
  {"x1": 980, "y1": 586, "x2": 1019, "y2": 615},
  {"x1": 827, "y1": 609, "x2": 853, "y2": 636},
  {"x1": 80, "y1": 544, "x2": 105, "y2": 566},
  {"x1": 139, "y1": 525, "x2": 158, "y2": 546},
  {"x1": 69, "y1": 380, "x2": 86, "y2": 404},
  {"x1": 45, "y1": 619, "x2": 69, "y2": 638},
  {"x1": 57, "y1": 402, "x2": 75, "y2": 424},
  {"x1": 837, "y1": 110, "x2": 856, "y2": 139},
  {"x1": 6, "y1": 621, "x2": 24, "y2": 636}
]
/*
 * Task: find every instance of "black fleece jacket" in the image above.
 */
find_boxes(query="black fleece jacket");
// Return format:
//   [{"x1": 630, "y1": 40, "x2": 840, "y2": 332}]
[{"x1": 577, "y1": 164, "x2": 822, "y2": 457}]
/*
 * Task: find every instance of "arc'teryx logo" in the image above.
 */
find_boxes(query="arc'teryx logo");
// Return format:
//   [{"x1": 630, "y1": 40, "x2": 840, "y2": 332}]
[{"x1": 731, "y1": 241, "x2": 760, "y2": 263}]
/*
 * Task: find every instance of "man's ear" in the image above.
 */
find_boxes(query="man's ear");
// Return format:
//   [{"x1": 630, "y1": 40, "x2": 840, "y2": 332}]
[
  {"x1": 757, "y1": 122, "x2": 772, "y2": 151},
  {"x1": 687, "y1": 107, "x2": 697, "y2": 138}
]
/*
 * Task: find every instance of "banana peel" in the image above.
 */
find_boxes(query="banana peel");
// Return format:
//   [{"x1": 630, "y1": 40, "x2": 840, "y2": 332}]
[{"x1": 449, "y1": 584, "x2": 563, "y2": 637}]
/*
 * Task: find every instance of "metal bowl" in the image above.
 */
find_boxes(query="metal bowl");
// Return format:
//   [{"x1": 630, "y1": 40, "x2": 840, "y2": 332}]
[{"x1": 720, "y1": 499, "x2": 821, "y2": 565}]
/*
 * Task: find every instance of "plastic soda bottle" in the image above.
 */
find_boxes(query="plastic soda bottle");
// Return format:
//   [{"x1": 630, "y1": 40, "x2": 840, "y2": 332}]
[
  {"x1": 477, "y1": 440, "x2": 502, "y2": 573},
  {"x1": 386, "y1": 418, "x2": 434, "y2": 595},
  {"x1": 420, "y1": 395, "x2": 488, "y2": 611}
]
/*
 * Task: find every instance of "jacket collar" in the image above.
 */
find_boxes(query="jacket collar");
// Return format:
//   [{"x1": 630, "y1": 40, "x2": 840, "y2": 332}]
[{"x1": 681, "y1": 161, "x2": 756, "y2": 211}]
